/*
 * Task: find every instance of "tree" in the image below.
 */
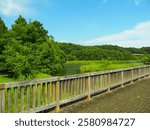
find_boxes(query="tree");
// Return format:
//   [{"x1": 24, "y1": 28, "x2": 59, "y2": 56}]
[
  {"x1": 26, "y1": 20, "x2": 48, "y2": 43},
  {"x1": 39, "y1": 39, "x2": 66, "y2": 76},
  {"x1": 11, "y1": 15, "x2": 28, "y2": 44},
  {"x1": 0, "y1": 17, "x2": 8, "y2": 54},
  {"x1": 57, "y1": 43, "x2": 134, "y2": 61},
  {"x1": 0, "y1": 16, "x2": 66, "y2": 79}
]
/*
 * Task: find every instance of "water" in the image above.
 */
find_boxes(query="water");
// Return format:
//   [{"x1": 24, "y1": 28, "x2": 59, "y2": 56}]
[{"x1": 60, "y1": 62, "x2": 143, "y2": 76}]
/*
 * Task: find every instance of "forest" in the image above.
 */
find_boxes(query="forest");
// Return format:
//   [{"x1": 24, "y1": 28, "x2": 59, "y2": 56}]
[
  {"x1": 57, "y1": 42, "x2": 150, "y2": 61},
  {"x1": 0, "y1": 16, "x2": 150, "y2": 80}
]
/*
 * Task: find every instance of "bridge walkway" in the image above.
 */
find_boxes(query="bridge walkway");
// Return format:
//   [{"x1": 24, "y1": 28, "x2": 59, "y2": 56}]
[{"x1": 60, "y1": 77, "x2": 150, "y2": 113}]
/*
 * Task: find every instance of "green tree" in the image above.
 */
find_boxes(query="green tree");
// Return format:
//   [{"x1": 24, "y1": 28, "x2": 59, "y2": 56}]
[
  {"x1": 0, "y1": 16, "x2": 66, "y2": 79},
  {"x1": 0, "y1": 17, "x2": 8, "y2": 54},
  {"x1": 26, "y1": 20, "x2": 48, "y2": 43},
  {"x1": 39, "y1": 39, "x2": 66, "y2": 75},
  {"x1": 11, "y1": 15, "x2": 28, "y2": 44}
]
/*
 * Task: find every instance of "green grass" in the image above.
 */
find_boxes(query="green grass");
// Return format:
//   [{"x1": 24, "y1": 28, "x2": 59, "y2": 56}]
[
  {"x1": 0, "y1": 60, "x2": 144, "y2": 83},
  {"x1": 0, "y1": 74, "x2": 15, "y2": 83},
  {"x1": 66, "y1": 60, "x2": 144, "y2": 73},
  {"x1": 80, "y1": 60, "x2": 144, "y2": 73},
  {"x1": 0, "y1": 73, "x2": 52, "y2": 83},
  {"x1": 36, "y1": 73, "x2": 52, "y2": 79},
  {"x1": 66, "y1": 60, "x2": 142, "y2": 64}
]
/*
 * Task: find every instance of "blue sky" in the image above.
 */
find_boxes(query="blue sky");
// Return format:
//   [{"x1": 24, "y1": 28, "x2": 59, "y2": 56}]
[{"x1": 0, "y1": 0, "x2": 150, "y2": 47}]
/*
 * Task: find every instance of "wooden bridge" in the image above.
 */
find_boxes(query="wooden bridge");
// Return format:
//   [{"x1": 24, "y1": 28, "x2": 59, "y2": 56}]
[
  {"x1": 61, "y1": 77, "x2": 150, "y2": 112},
  {"x1": 0, "y1": 66, "x2": 150, "y2": 113}
]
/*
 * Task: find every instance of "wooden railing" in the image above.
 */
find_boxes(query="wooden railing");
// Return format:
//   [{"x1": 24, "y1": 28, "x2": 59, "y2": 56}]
[{"x1": 0, "y1": 66, "x2": 150, "y2": 113}]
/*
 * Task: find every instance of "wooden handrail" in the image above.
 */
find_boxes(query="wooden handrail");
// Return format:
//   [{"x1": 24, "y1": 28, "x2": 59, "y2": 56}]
[{"x1": 0, "y1": 65, "x2": 150, "y2": 113}]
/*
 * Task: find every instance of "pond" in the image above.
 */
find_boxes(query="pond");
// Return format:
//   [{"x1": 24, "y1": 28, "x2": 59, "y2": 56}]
[{"x1": 59, "y1": 61, "x2": 143, "y2": 76}]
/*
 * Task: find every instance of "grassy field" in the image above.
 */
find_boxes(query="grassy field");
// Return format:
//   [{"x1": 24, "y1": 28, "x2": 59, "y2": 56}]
[
  {"x1": 67, "y1": 60, "x2": 144, "y2": 73},
  {"x1": 66, "y1": 60, "x2": 142, "y2": 64},
  {"x1": 0, "y1": 74, "x2": 15, "y2": 83},
  {"x1": 80, "y1": 60, "x2": 144, "y2": 72},
  {"x1": 0, "y1": 73, "x2": 51, "y2": 83},
  {"x1": 0, "y1": 60, "x2": 144, "y2": 83}
]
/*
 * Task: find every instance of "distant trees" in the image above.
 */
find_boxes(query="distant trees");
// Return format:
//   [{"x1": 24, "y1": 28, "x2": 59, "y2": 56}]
[
  {"x1": 57, "y1": 43, "x2": 135, "y2": 61},
  {"x1": 0, "y1": 16, "x2": 66, "y2": 80},
  {"x1": 141, "y1": 47, "x2": 150, "y2": 54},
  {"x1": 57, "y1": 42, "x2": 150, "y2": 62}
]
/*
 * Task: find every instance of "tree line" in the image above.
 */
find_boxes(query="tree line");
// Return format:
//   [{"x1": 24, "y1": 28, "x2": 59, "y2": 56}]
[
  {"x1": 0, "y1": 16, "x2": 150, "y2": 80},
  {"x1": 56, "y1": 42, "x2": 150, "y2": 61}
]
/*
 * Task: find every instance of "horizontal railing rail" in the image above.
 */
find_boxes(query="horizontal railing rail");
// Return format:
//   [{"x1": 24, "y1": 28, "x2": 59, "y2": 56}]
[{"x1": 0, "y1": 65, "x2": 150, "y2": 113}]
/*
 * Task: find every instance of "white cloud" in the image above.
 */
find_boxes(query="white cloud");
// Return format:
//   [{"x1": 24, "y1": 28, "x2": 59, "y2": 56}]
[
  {"x1": 0, "y1": 0, "x2": 32, "y2": 16},
  {"x1": 98, "y1": 0, "x2": 142, "y2": 5},
  {"x1": 83, "y1": 21, "x2": 150, "y2": 48}
]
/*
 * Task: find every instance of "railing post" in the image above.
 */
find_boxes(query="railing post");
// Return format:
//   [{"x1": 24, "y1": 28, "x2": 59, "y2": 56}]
[
  {"x1": 146, "y1": 66, "x2": 148, "y2": 75},
  {"x1": 131, "y1": 68, "x2": 133, "y2": 84},
  {"x1": 26, "y1": 85, "x2": 30, "y2": 112},
  {"x1": 148, "y1": 66, "x2": 150, "y2": 77},
  {"x1": 56, "y1": 77, "x2": 60, "y2": 112},
  {"x1": 121, "y1": 69, "x2": 124, "y2": 87},
  {"x1": 138, "y1": 68, "x2": 140, "y2": 80},
  {"x1": 148, "y1": 66, "x2": 150, "y2": 76},
  {"x1": 100, "y1": 74, "x2": 103, "y2": 88},
  {"x1": 145, "y1": 66, "x2": 147, "y2": 75},
  {"x1": 87, "y1": 73, "x2": 91, "y2": 100},
  {"x1": 144, "y1": 66, "x2": 147, "y2": 78},
  {"x1": 107, "y1": 71, "x2": 111, "y2": 93},
  {"x1": 0, "y1": 84, "x2": 5, "y2": 113}
]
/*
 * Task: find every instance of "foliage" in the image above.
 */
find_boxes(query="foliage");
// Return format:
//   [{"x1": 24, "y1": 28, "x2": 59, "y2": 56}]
[
  {"x1": 57, "y1": 43, "x2": 137, "y2": 61},
  {"x1": 0, "y1": 17, "x2": 8, "y2": 54},
  {"x1": 141, "y1": 54, "x2": 150, "y2": 64},
  {"x1": 0, "y1": 16, "x2": 66, "y2": 80},
  {"x1": 57, "y1": 42, "x2": 150, "y2": 62}
]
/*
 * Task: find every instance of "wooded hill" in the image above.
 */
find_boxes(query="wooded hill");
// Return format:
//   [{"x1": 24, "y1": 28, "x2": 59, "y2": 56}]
[{"x1": 57, "y1": 42, "x2": 150, "y2": 61}]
